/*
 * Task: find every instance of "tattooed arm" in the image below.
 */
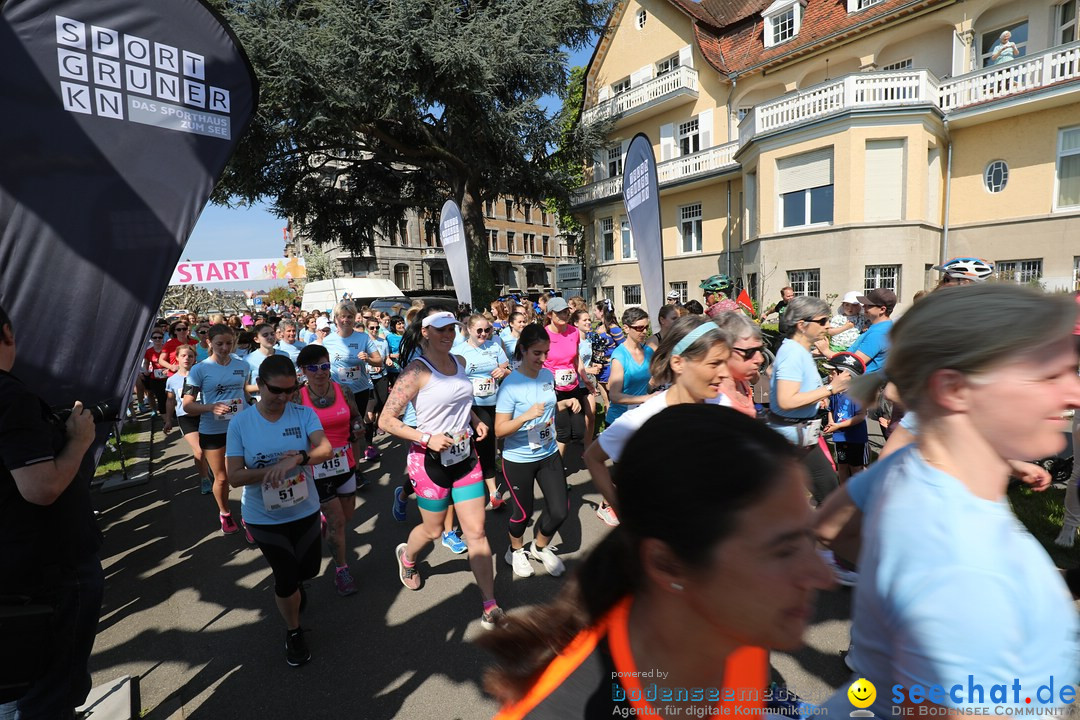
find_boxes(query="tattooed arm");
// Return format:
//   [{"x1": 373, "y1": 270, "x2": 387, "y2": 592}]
[{"x1": 378, "y1": 359, "x2": 429, "y2": 444}]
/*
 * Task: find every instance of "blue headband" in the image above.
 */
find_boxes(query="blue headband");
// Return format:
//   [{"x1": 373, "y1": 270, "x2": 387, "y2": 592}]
[{"x1": 672, "y1": 323, "x2": 715, "y2": 357}]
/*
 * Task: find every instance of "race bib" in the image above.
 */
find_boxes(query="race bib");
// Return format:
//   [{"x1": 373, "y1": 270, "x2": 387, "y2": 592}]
[
  {"x1": 262, "y1": 469, "x2": 309, "y2": 511},
  {"x1": 338, "y1": 366, "x2": 360, "y2": 382},
  {"x1": 554, "y1": 368, "x2": 577, "y2": 388},
  {"x1": 797, "y1": 419, "x2": 824, "y2": 447},
  {"x1": 152, "y1": 368, "x2": 167, "y2": 379},
  {"x1": 527, "y1": 417, "x2": 555, "y2": 450},
  {"x1": 440, "y1": 430, "x2": 471, "y2": 467},
  {"x1": 222, "y1": 397, "x2": 244, "y2": 419},
  {"x1": 312, "y1": 446, "x2": 352, "y2": 480},
  {"x1": 471, "y1": 376, "x2": 496, "y2": 398}
]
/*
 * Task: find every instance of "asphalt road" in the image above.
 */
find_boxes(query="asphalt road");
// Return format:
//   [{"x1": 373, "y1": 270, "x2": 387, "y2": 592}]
[{"x1": 89, "y1": 420, "x2": 854, "y2": 720}]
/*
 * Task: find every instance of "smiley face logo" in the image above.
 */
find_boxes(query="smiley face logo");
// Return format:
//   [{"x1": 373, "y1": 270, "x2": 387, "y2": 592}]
[{"x1": 848, "y1": 678, "x2": 876, "y2": 709}]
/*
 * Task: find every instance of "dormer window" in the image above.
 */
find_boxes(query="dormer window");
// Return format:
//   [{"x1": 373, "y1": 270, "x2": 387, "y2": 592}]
[{"x1": 762, "y1": 0, "x2": 806, "y2": 48}]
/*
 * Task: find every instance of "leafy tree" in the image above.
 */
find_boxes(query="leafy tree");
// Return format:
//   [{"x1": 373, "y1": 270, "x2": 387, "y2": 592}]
[
  {"x1": 546, "y1": 65, "x2": 588, "y2": 287},
  {"x1": 265, "y1": 286, "x2": 295, "y2": 305},
  {"x1": 212, "y1": 0, "x2": 612, "y2": 306}
]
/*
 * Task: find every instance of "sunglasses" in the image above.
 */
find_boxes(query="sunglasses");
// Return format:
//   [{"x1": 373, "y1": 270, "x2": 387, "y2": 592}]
[
  {"x1": 264, "y1": 382, "x2": 299, "y2": 395},
  {"x1": 627, "y1": 323, "x2": 649, "y2": 333},
  {"x1": 175, "y1": 326, "x2": 188, "y2": 331},
  {"x1": 304, "y1": 362, "x2": 332, "y2": 372},
  {"x1": 151, "y1": 335, "x2": 163, "y2": 340},
  {"x1": 732, "y1": 345, "x2": 765, "y2": 359},
  {"x1": 367, "y1": 326, "x2": 380, "y2": 331},
  {"x1": 475, "y1": 328, "x2": 493, "y2": 335},
  {"x1": 803, "y1": 317, "x2": 829, "y2": 326}
]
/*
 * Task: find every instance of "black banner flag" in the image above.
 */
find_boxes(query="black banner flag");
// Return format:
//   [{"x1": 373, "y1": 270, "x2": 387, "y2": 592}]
[{"x1": 0, "y1": 0, "x2": 257, "y2": 418}]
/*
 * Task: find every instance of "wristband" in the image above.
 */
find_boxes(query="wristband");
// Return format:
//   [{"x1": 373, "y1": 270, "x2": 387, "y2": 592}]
[{"x1": 297, "y1": 449, "x2": 309, "y2": 466}]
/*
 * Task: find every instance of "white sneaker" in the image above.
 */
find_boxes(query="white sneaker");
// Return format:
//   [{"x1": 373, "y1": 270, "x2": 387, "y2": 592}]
[
  {"x1": 504, "y1": 547, "x2": 534, "y2": 578},
  {"x1": 529, "y1": 543, "x2": 565, "y2": 577},
  {"x1": 1055, "y1": 523, "x2": 1077, "y2": 548}
]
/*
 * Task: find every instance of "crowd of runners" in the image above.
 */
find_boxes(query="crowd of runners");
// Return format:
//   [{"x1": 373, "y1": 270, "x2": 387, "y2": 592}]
[{"x1": 131, "y1": 262, "x2": 1080, "y2": 718}]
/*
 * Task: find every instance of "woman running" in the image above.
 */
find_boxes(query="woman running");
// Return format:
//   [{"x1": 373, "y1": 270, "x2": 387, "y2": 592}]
[
  {"x1": 495, "y1": 325, "x2": 573, "y2": 578},
  {"x1": 160, "y1": 321, "x2": 196, "y2": 377},
  {"x1": 605, "y1": 307, "x2": 655, "y2": 426},
  {"x1": 244, "y1": 323, "x2": 279, "y2": 396},
  {"x1": 379, "y1": 311, "x2": 504, "y2": 629},
  {"x1": 384, "y1": 315, "x2": 405, "y2": 388},
  {"x1": 362, "y1": 317, "x2": 391, "y2": 462},
  {"x1": 296, "y1": 344, "x2": 363, "y2": 597},
  {"x1": 142, "y1": 330, "x2": 168, "y2": 416},
  {"x1": 225, "y1": 354, "x2": 332, "y2": 667},
  {"x1": 646, "y1": 304, "x2": 679, "y2": 351},
  {"x1": 585, "y1": 316, "x2": 732, "y2": 526},
  {"x1": 183, "y1": 324, "x2": 252, "y2": 539},
  {"x1": 164, "y1": 345, "x2": 210, "y2": 494},
  {"x1": 481, "y1": 404, "x2": 831, "y2": 718},
  {"x1": 456, "y1": 314, "x2": 511, "y2": 507},
  {"x1": 194, "y1": 323, "x2": 211, "y2": 362},
  {"x1": 323, "y1": 301, "x2": 382, "y2": 462},
  {"x1": 543, "y1": 297, "x2": 589, "y2": 459},
  {"x1": 766, "y1": 296, "x2": 846, "y2": 506},
  {"x1": 712, "y1": 311, "x2": 766, "y2": 418},
  {"x1": 819, "y1": 283, "x2": 1080, "y2": 716},
  {"x1": 499, "y1": 312, "x2": 527, "y2": 366}
]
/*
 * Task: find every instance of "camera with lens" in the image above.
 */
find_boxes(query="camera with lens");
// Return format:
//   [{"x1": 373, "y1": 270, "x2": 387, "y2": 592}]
[{"x1": 50, "y1": 401, "x2": 119, "y2": 425}]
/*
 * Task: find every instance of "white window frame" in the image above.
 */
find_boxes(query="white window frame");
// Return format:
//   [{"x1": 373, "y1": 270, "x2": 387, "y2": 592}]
[
  {"x1": 847, "y1": 0, "x2": 882, "y2": 11},
  {"x1": 864, "y1": 265, "x2": 900, "y2": 295},
  {"x1": 678, "y1": 118, "x2": 700, "y2": 157},
  {"x1": 787, "y1": 269, "x2": 820, "y2": 297},
  {"x1": 679, "y1": 203, "x2": 703, "y2": 254},
  {"x1": 762, "y1": 0, "x2": 804, "y2": 48},
  {"x1": 607, "y1": 145, "x2": 624, "y2": 178},
  {"x1": 623, "y1": 284, "x2": 642, "y2": 306},
  {"x1": 600, "y1": 217, "x2": 615, "y2": 263},
  {"x1": 620, "y1": 218, "x2": 636, "y2": 260},
  {"x1": 778, "y1": 149, "x2": 834, "y2": 230},
  {"x1": 984, "y1": 160, "x2": 1009, "y2": 193},
  {"x1": 669, "y1": 281, "x2": 688, "y2": 304},
  {"x1": 612, "y1": 77, "x2": 631, "y2": 95},
  {"x1": 996, "y1": 259, "x2": 1042, "y2": 284},
  {"x1": 636, "y1": 9, "x2": 647, "y2": 30},
  {"x1": 980, "y1": 21, "x2": 1029, "y2": 68},
  {"x1": 656, "y1": 55, "x2": 679, "y2": 76},
  {"x1": 489, "y1": 229, "x2": 499, "y2": 252},
  {"x1": 1057, "y1": 0, "x2": 1078, "y2": 45},
  {"x1": 601, "y1": 286, "x2": 615, "y2": 303},
  {"x1": 881, "y1": 58, "x2": 913, "y2": 71},
  {"x1": 1055, "y1": 125, "x2": 1080, "y2": 211}
]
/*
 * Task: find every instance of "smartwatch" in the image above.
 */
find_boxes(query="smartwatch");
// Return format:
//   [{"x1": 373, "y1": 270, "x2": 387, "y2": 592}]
[
  {"x1": 419, "y1": 433, "x2": 432, "y2": 448},
  {"x1": 297, "y1": 449, "x2": 309, "y2": 466},
  {"x1": 825, "y1": 384, "x2": 834, "y2": 396}
]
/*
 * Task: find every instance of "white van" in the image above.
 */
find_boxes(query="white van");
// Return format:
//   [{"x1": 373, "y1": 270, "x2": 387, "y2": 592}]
[{"x1": 300, "y1": 278, "x2": 405, "y2": 313}]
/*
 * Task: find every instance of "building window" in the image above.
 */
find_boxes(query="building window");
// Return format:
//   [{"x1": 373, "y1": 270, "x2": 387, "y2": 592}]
[
  {"x1": 431, "y1": 267, "x2": 447, "y2": 289},
  {"x1": 1057, "y1": 0, "x2": 1078, "y2": 45},
  {"x1": 1074, "y1": 256, "x2": 1080, "y2": 290},
  {"x1": 524, "y1": 233, "x2": 536, "y2": 254},
  {"x1": 773, "y1": 7, "x2": 795, "y2": 43},
  {"x1": 847, "y1": 0, "x2": 882, "y2": 11},
  {"x1": 507, "y1": 231, "x2": 516, "y2": 253},
  {"x1": 865, "y1": 265, "x2": 900, "y2": 295},
  {"x1": 980, "y1": 22, "x2": 1028, "y2": 67},
  {"x1": 678, "y1": 118, "x2": 700, "y2": 156},
  {"x1": 485, "y1": 200, "x2": 494, "y2": 217},
  {"x1": 620, "y1": 219, "x2": 635, "y2": 260},
  {"x1": 601, "y1": 286, "x2": 615, "y2": 303},
  {"x1": 656, "y1": 55, "x2": 679, "y2": 76},
  {"x1": 984, "y1": 160, "x2": 1009, "y2": 193},
  {"x1": 505, "y1": 199, "x2": 514, "y2": 220},
  {"x1": 669, "y1": 281, "x2": 688, "y2": 304},
  {"x1": 1057, "y1": 126, "x2": 1080, "y2": 210},
  {"x1": 524, "y1": 203, "x2": 532, "y2": 223},
  {"x1": 399, "y1": 220, "x2": 409, "y2": 247},
  {"x1": 600, "y1": 218, "x2": 615, "y2": 262},
  {"x1": 787, "y1": 269, "x2": 820, "y2": 297},
  {"x1": 489, "y1": 229, "x2": 499, "y2": 252},
  {"x1": 394, "y1": 263, "x2": 411, "y2": 291},
  {"x1": 679, "y1": 203, "x2": 703, "y2": 254},
  {"x1": 612, "y1": 77, "x2": 631, "y2": 95},
  {"x1": 778, "y1": 148, "x2": 833, "y2": 229},
  {"x1": 636, "y1": 8, "x2": 647, "y2": 29},
  {"x1": 881, "y1": 58, "x2": 913, "y2": 71},
  {"x1": 623, "y1": 284, "x2": 642, "y2": 306},
  {"x1": 746, "y1": 273, "x2": 759, "y2": 304},
  {"x1": 607, "y1": 146, "x2": 623, "y2": 178},
  {"x1": 762, "y1": 0, "x2": 804, "y2": 48},
  {"x1": 541, "y1": 209, "x2": 548, "y2": 226},
  {"x1": 997, "y1": 259, "x2": 1042, "y2": 284}
]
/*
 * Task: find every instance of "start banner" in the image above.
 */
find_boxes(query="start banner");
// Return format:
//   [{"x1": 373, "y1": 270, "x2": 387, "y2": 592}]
[{"x1": 170, "y1": 257, "x2": 306, "y2": 285}]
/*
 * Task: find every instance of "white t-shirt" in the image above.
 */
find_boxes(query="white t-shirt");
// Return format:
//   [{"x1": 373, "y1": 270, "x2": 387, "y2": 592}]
[{"x1": 598, "y1": 390, "x2": 722, "y2": 462}]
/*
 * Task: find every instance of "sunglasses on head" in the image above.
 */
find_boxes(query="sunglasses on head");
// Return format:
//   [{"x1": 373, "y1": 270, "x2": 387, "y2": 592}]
[
  {"x1": 731, "y1": 345, "x2": 765, "y2": 359},
  {"x1": 803, "y1": 317, "x2": 829, "y2": 326},
  {"x1": 304, "y1": 362, "x2": 332, "y2": 372},
  {"x1": 263, "y1": 381, "x2": 298, "y2": 395}
]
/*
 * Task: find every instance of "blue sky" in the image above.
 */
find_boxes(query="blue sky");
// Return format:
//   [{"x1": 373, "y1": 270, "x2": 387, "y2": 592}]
[{"x1": 184, "y1": 42, "x2": 596, "y2": 289}]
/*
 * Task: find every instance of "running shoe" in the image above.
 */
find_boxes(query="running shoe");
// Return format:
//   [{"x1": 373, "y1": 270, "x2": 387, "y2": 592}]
[
  {"x1": 596, "y1": 503, "x2": 620, "y2": 527},
  {"x1": 489, "y1": 492, "x2": 505, "y2": 510},
  {"x1": 200, "y1": 476, "x2": 212, "y2": 495},
  {"x1": 285, "y1": 628, "x2": 310, "y2": 667},
  {"x1": 395, "y1": 543, "x2": 421, "y2": 591},
  {"x1": 220, "y1": 513, "x2": 239, "y2": 535},
  {"x1": 364, "y1": 445, "x2": 380, "y2": 461},
  {"x1": 320, "y1": 512, "x2": 328, "y2": 539},
  {"x1": 241, "y1": 519, "x2": 255, "y2": 545},
  {"x1": 529, "y1": 543, "x2": 565, "y2": 577},
  {"x1": 1055, "y1": 523, "x2": 1077, "y2": 548},
  {"x1": 391, "y1": 486, "x2": 408, "y2": 522},
  {"x1": 441, "y1": 530, "x2": 467, "y2": 555},
  {"x1": 334, "y1": 566, "x2": 358, "y2": 596},
  {"x1": 480, "y1": 605, "x2": 508, "y2": 631},
  {"x1": 504, "y1": 547, "x2": 534, "y2": 578}
]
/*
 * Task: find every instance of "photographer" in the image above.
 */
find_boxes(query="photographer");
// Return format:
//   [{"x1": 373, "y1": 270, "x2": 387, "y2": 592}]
[{"x1": 0, "y1": 302, "x2": 104, "y2": 718}]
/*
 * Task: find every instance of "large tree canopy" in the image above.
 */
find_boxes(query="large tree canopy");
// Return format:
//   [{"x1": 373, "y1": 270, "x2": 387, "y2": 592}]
[{"x1": 212, "y1": 0, "x2": 611, "y2": 304}]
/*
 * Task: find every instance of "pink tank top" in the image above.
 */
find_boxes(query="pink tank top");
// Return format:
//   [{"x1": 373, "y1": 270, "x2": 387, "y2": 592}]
[
  {"x1": 300, "y1": 383, "x2": 351, "y2": 448},
  {"x1": 544, "y1": 324, "x2": 581, "y2": 391}
]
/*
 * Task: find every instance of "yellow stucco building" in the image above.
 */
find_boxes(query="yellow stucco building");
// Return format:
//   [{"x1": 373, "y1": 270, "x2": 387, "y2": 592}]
[{"x1": 573, "y1": 0, "x2": 1080, "y2": 313}]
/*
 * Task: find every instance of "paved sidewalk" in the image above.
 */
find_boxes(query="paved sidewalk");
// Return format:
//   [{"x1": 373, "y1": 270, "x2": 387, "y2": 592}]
[{"x1": 88, "y1": 421, "x2": 854, "y2": 719}]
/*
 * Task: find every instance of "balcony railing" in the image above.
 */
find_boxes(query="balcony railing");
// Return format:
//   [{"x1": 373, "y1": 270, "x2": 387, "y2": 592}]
[
  {"x1": 938, "y1": 40, "x2": 1080, "y2": 111},
  {"x1": 571, "y1": 141, "x2": 740, "y2": 206},
  {"x1": 422, "y1": 247, "x2": 444, "y2": 258},
  {"x1": 583, "y1": 65, "x2": 698, "y2": 125},
  {"x1": 490, "y1": 251, "x2": 509, "y2": 262},
  {"x1": 521, "y1": 253, "x2": 544, "y2": 263}
]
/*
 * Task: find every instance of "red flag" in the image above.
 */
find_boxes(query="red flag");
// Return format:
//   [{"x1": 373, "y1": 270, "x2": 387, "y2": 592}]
[{"x1": 736, "y1": 288, "x2": 755, "y2": 316}]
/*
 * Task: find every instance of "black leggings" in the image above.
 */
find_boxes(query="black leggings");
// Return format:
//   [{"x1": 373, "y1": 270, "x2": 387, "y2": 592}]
[
  {"x1": 504, "y1": 453, "x2": 568, "y2": 539},
  {"x1": 801, "y1": 442, "x2": 839, "y2": 506},
  {"x1": 370, "y1": 375, "x2": 389, "y2": 413},
  {"x1": 247, "y1": 512, "x2": 321, "y2": 598},
  {"x1": 554, "y1": 387, "x2": 588, "y2": 443},
  {"x1": 472, "y1": 404, "x2": 497, "y2": 480},
  {"x1": 144, "y1": 376, "x2": 167, "y2": 411}
]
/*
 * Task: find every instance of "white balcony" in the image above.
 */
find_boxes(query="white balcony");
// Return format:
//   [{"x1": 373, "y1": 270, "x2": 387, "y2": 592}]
[
  {"x1": 489, "y1": 251, "x2": 510, "y2": 262},
  {"x1": 583, "y1": 66, "x2": 699, "y2": 129},
  {"x1": 422, "y1": 247, "x2": 444, "y2": 258},
  {"x1": 571, "y1": 141, "x2": 740, "y2": 207},
  {"x1": 520, "y1": 253, "x2": 545, "y2": 264},
  {"x1": 938, "y1": 40, "x2": 1080, "y2": 111}
]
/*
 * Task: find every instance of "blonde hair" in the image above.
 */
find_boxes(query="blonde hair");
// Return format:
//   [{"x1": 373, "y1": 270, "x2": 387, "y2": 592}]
[{"x1": 334, "y1": 301, "x2": 358, "y2": 318}]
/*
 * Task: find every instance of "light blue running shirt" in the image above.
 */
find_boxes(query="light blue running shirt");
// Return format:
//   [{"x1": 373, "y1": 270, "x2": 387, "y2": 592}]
[
  {"x1": 455, "y1": 340, "x2": 509, "y2": 407},
  {"x1": 323, "y1": 331, "x2": 377, "y2": 393},
  {"x1": 495, "y1": 368, "x2": 558, "y2": 462},
  {"x1": 184, "y1": 355, "x2": 248, "y2": 434}
]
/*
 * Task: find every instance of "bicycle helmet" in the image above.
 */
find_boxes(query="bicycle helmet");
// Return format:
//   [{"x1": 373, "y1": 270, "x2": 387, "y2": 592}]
[
  {"x1": 699, "y1": 274, "x2": 734, "y2": 293},
  {"x1": 933, "y1": 257, "x2": 994, "y2": 282}
]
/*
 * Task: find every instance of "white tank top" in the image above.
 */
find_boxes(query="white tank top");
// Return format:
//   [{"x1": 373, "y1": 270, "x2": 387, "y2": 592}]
[{"x1": 414, "y1": 356, "x2": 473, "y2": 435}]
